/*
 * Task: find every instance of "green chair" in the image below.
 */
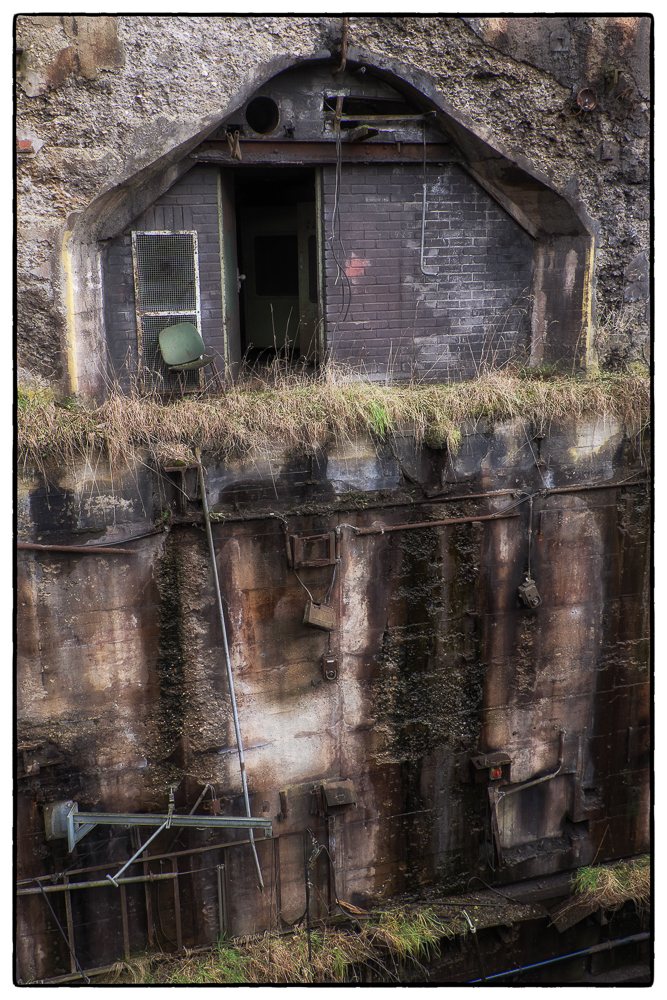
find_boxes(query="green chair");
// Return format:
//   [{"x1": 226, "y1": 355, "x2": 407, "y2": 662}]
[{"x1": 158, "y1": 322, "x2": 224, "y2": 395}]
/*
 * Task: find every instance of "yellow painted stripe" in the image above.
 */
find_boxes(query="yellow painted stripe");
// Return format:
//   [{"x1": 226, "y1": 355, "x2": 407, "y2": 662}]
[{"x1": 62, "y1": 229, "x2": 78, "y2": 394}]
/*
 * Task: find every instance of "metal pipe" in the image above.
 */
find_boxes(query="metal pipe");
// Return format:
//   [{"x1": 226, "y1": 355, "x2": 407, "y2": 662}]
[
  {"x1": 64, "y1": 808, "x2": 271, "y2": 836},
  {"x1": 17, "y1": 542, "x2": 136, "y2": 554},
  {"x1": 196, "y1": 448, "x2": 265, "y2": 891},
  {"x1": 341, "y1": 510, "x2": 519, "y2": 536},
  {"x1": 467, "y1": 932, "x2": 650, "y2": 983},
  {"x1": 106, "y1": 819, "x2": 170, "y2": 887},
  {"x1": 17, "y1": 873, "x2": 177, "y2": 896},
  {"x1": 496, "y1": 730, "x2": 566, "y2": 802}
]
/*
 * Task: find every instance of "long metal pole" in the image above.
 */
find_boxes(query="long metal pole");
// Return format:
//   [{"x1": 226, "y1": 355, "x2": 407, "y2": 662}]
[{"x1": 196, "y1": 449, "x2": 264, "y2": 891}]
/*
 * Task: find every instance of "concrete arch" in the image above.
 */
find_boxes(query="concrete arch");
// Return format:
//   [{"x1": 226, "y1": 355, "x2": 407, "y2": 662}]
[{"x1": 65, "y1": 47, "x2": 597, "y2": 397}]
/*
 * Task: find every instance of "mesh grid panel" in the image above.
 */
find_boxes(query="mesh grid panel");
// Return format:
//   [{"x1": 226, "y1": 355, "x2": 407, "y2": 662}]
[
  {"x1": 132, "y1": 232, "x2": 202, "y2": 390},
  {"x1": 134, "y1": 233, "x2": 198, "y2": 312}
]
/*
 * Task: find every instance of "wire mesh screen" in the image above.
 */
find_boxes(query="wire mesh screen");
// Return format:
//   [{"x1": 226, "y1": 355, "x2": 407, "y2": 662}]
[
  {"x1": 133, "y1": 233, "x2": 198, "y2": 312},
  {"x1": 132, "y1": 232, "x2": 202, "y2": 391},
  {"x1": 140, "y1": 314, "x2": 200, "y2": 390}
]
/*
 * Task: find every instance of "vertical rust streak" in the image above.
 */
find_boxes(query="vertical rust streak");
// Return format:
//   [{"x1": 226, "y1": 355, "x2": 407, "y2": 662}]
[
  {"x1": 63, "y1": 875, "x2": 76, "y2": 974},
  {"x1": 119, "y1": 883, "x2": 130, "y2": 961},
  {"x1": 172, "y1": 858, "x2": 183, "y2": 953}
]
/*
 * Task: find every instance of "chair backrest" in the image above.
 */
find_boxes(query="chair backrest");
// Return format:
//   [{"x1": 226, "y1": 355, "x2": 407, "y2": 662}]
[{"x1": 158, "y1": 323, "x2": 205, "y2": 365}]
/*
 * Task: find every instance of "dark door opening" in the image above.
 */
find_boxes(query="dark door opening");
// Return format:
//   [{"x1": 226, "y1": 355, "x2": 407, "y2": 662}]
[{"x1": 234, "y1": 168, "x2": 320, "y2": 367}]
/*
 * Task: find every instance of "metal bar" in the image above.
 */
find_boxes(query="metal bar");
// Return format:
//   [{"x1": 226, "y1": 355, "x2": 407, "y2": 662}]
[
  {"x1": 191, "y1": 141, "x2": 456, "y2": 165},
  {"x1": 196, "y1": 448, "x2": 265, "y2": 891},
  {"x1": 34, "y1": 878, "x2": 90, "y2": 983},
  {"x1": 172, "y1": 858, "x2": 183, "y2": 953},
  {"x1": 216, "y1": 863, "x2": 227, "y2": 939},
  {"x1": 467, "y1": 932, "x2": 651, "y2": 983},
  {"x1": 19, "y1": 834, "x2": 267, "y2": 883},
  {"x1": 18, "y1": 543, "x2": 136, "y2": 555},
  {"x1": 332, "y1": 15, "x2": 348, "y2": 75},
  {"x1": 142, "y1": 849, "x2": 156, "y2": 949},
  {"x1": 69, "y1": 811, "x2": 272, "y2": 833},
  {"x1": 119, "y1": 883, "x2": 130, "y2": 961},
  {"x1": 18, "y1": 873, "x2": 177, "y2": 896},
  {"x1": 106, "y1": 819, "x2": 169, "y2": 887},
  {"x1": 63, "y1": 875, "x2": 76, "y2": 974},
  {"x1": 496, "y1": 730, "x2": 566, "y2": 801},
  {"x1": 346, "y1": 510, "x2": 520, "y2": 536}
]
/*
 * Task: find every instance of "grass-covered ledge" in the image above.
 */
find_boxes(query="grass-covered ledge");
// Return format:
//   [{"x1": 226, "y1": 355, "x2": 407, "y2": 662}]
[{"x1": 18, "y1": 364, "x2": 650, "y2": 481}]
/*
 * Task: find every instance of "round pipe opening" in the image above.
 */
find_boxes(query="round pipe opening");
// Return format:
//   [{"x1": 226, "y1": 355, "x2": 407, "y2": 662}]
[{"x1": 245, "y1": 96, "x2": 280, "y2": 135}]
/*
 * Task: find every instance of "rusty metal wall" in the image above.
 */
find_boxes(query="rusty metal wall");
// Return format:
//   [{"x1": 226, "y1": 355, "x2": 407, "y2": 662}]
[{"x1": 16, "y1": 419, "x2": 649, "y2": 980}]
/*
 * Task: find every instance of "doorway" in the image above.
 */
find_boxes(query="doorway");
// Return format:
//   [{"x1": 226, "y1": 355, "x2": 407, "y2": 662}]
[{"x1": 230, "y1": 168, "x2": 321, "y2": 368}]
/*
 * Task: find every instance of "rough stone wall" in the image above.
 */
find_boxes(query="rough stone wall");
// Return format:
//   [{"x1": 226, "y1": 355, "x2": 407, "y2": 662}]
[
  {"x1": 16, "y1": 15, "x2": 650, "y2": 386},
  {"x1": 323, "y1": 162, "x2": 534, "y2": 379}
]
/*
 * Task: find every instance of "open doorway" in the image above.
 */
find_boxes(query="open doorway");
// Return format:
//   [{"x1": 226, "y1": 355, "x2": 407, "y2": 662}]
[{"x1": 232, "y1": 168, "x2": 320, "y2": 368}]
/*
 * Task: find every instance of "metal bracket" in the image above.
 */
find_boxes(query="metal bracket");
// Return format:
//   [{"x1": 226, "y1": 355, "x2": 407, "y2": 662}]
[{"x1": 44, "y1": 800, "x2": 273, "y2": 855}]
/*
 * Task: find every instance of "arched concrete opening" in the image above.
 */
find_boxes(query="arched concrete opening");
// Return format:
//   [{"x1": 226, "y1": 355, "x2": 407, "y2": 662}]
[{"x1": 66, "y1": 49, "x2": 597, "y2": 397}]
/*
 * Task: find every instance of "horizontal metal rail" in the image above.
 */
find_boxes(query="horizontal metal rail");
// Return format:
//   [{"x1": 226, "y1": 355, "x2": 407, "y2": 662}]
[
  {"x1": 17, "y1": 872, "x2": 177, "y2": 896},
  {"x1": 18, "y1": 542, "x2": 137, "y2": 555},
  {"x1": 69, "y1": 809, "x2": 272, "y2": 848},
  {"x1": 342, "y1": 510, "x2": 519, "y2": 536}
]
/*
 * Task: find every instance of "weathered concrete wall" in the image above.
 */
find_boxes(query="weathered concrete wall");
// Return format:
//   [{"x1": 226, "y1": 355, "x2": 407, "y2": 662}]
[
  {"x1": 16, "y1": 416, "x2": 649, "y2": 979},
  {"x1": 16, "y1": 16, "x2": 650, "y2": 387}
]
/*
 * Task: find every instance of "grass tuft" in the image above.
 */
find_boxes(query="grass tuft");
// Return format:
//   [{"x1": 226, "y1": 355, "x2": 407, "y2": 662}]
[
  {"x1": 97, "y1": 905, "x2": 454, "y2": 985},
  {"x1": 571, "y1": 854, "x2": 650, "y2": 912},
  {"x1": 17, "y1": 363, "x2": 650, "y2": 483}
]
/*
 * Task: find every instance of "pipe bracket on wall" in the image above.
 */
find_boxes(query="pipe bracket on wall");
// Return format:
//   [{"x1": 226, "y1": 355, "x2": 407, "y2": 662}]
[{"x1": 43, "y1": 800, "x2": 273, "y2": 854}]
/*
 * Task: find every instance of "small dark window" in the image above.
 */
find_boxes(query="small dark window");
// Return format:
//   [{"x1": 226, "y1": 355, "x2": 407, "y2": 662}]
[
  {"x1": 246, "y1": 96, "x2": 280, "y2": 135},
  {"x1": 254, "y1": 234, "x2": 298, "y2": 296}
]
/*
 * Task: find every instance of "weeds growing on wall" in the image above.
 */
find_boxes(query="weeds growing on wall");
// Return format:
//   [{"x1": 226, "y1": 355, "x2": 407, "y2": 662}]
[
  {"x1": 552, "y1": 854, "x2": 651, "y2": 929},
  {"x1": 99, "y1": 905, "x2": 454, "y2": 984},
  {"x1": 17, "y1": 361, "x2": 650, "y2": 482},
  {"x1": 571, "y1": 855, "x2": 651, "y2": 912}
]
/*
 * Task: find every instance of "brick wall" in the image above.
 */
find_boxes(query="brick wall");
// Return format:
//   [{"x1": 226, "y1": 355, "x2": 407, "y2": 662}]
[
  {"x1": 322, "y1": 162, "x2": 534, "y2": 380},
  {"x1": 103, "y1": 165, "x2": 223, "y2": 387},
  {"x1": 104, "y1": 161, "x2": 534, "y2": 386}
]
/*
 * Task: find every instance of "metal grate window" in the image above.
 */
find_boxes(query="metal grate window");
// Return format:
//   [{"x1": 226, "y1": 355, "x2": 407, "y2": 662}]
[{"x1": 132, "y1": 232, "x2": 202, "y2": 390}]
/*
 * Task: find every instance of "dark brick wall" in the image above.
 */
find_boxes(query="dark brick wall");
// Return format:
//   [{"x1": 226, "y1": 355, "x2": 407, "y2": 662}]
[
  {"x1": 103, "y1": 165, "x2": 223, "y2": 387},
  {"x1": 322, "y1": 162, "x2": 535, "y2": 380},
  {"x1": 104, "y1": 161, "x2": 534, "y2": 386}
]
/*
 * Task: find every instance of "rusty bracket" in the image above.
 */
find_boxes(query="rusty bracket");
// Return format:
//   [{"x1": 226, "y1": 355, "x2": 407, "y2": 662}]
[{"x1": 291, "y1": 531, "x2": 337, "y2": 567}]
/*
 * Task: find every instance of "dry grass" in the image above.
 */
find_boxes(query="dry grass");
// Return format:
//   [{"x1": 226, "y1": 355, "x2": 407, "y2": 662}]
[
  {"x1": 17, "y1": 362, "x2": 650, "y2": 482},
  {"x1": 97, "y1": 906, "x2": 454, "y2": 985},
  {"x1": 571, "y1": 855, "x2": 651, "y2": 913}
]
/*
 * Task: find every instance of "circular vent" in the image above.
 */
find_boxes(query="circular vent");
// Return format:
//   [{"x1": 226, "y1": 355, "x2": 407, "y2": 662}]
[{"x1": 245, "y1": 96, "x2": 280, "y2": 135}]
